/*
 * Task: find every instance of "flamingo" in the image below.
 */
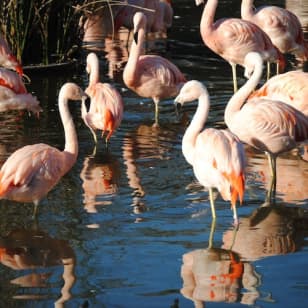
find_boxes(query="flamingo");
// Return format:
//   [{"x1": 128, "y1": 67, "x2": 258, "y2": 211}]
[
  {"x1": 248, "y1": 70, "x2": 308, "y2": 117},
  {"x1": 0, "y1": 83, "x2": 87, "y2": 216},
  {"x1": 123, "y1": 12, "x2": 186, "y2": 125},
  {"x1": 224, "y1": 52, "x2": 308, "y2": 203},
  {"x1": 0, "y1": 34, "x2": 23, "y2": 76},
  {"x1": 241, "y1": 0, "x2": 308, "y2": 63},
  {"x1": 195, "y1": 0, "x2": 285, "y2": 93},
  {"x1": 175, "y1": 80, "x2": 245, "y2": 222},
  {"x1": 0, "y1": 68, "x2": 41, "y2": 115},
  {"x1": 84, "y1": 52, "x2": 124, "y2": 145}
]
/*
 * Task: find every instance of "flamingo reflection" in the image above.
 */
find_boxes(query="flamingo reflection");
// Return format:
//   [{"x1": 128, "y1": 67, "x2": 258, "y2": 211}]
[
  {"x1": 0, "y1": 221, "x2": 76, "y2": 307},
  {"x1": 246, "y1": 148, "x2": 308, "y2": 204},
  {"x1": 180, "y1": 220, "x2": 260, "y2": 307},
  {"x1": 222, "y1": 203, "x2": 308, "y2": 261},
  {"x1": 80, "y1": 153, "x2": 120, "y2": 214}
]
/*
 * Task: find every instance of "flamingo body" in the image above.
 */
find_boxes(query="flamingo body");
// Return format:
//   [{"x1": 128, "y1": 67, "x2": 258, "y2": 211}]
[
  {"x1": 225, "y1": 52, "x2": 308, "y2": 201},
  {"x1": 123, "y1": 12, "x2": 186, "y2": 124},
  {"x1": 249, "y1": 70, "x2": 308, "y2": 117},
  {"x1": 84, "y1": 52, "x2": 123, "y2": 143},
  {"x1": 0, "y1": 83, "x2": 87, "y2": 211},
  {"x1": 196, "y1": 0, "x2": 284, "y2": 92},
  {"x1": 241, "y1": 0, "x2": 308, "y2": 61},
  {"x1": 0, "y1": 68, "x2": 41, "y2": 114},
  {"x1": 0, "y1": 34, "x2": 23, "y2": 76},
  {"x1": 175, "y1": 80, "x2": 245, "y2": 221}
]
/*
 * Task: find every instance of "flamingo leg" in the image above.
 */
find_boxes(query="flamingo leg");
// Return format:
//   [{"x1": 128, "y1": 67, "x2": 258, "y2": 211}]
[
  {"x1": 231, "y1": 63, "x2": 238, "y2": 93},
  {"x1": 232, "y1": 203, "x2": 238, "y2": 226},
  {"x1": 266, "y1": 62, "x2": 271, "y2": 80},
  {"x1": 266, "y1": 152, "x2": 277, "y2": 202},
  {"x1": 32, "y1": 202, "x2": 39, "y2": 220},
  {"x1": 209, "y1": 187, "x2": 216, "y2": 219},
  {"x1": 208, "y1": 218, "x2": 216, "y2": 249},
  {"x1": 154, "y1": 100, "x2": 159, "y2": 126}
]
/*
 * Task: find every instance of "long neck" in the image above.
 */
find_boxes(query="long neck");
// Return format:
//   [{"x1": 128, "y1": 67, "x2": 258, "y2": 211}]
[
  {"x1": 88, "y1": 57, "x2": 100, "y2": 86},
  {"x1": 200, "y1": 0, "x2": 217, "y2": 35},
  {"x1": 58, "y1": 94, "x2": 78, "y2": 162},
  {"x1": 224, "y1": 56, "x2": 263, "y2": 127},
  {"x1": 241, "y1": 0, "x2": 255, "y2": 19},
  {"x1": 182, "y1": 92, "x2": 210, "y2": 165},
  {"x1": 124, "y1": 26, "x2": 146, "y2": 85}
]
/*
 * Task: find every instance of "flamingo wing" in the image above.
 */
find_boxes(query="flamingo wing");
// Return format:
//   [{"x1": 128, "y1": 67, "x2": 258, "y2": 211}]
[
  {"x1": 0, "y1": 144, "x2": 66, "y2": 201},
  {"x1": 249, "y1": 71, "x2": 308, "y2": 116},
  {"x1": 207, "y1": 18, "x2": 281, "y2": 67},
  {"x1": 0, "y1": 68, "x2": 26, "y2": 94},
  {"x1": 193, "y1": 128, "x2": 245, "y2": 205},
  {"x1": 138, "y1": 55, "x2": 186, "y2": 86},
  {"x1": 85, "y1": 82, "x2": 124, "y2": 132}
]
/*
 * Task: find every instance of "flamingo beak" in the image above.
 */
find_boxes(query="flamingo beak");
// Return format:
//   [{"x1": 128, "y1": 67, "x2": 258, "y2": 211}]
[
  {"x1": 174, "y1": 97, "x2": 183, "y2": 118},
  {"x1": 133, "y1": 31, "x2": 139, "y2": 45}
]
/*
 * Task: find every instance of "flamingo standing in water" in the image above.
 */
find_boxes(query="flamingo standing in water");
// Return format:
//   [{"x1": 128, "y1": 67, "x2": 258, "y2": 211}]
[
  {"x1": 241, "y1": 0, "x2": 308, "y2": 63},
  {"x1": 195, "y1": 0, "x2": 285, "y2": 92},
  {"x1": 0, "y1": 34, "x2": 23, "y2": 76},
  {"x1": 123, "y1": 12, "x2": 186, "y2": 125},
  {"x1": 0, "y1": 83, "x2": 87, "y2": 216},
  {"x1": 175, "y1": 80, "x2": 245, "y2": 222},
  {"x1": 0, "y1": 68, "x2": 41, "y2": 114},
  {"x1": 224, "y1": 52, "x2": 308, "y2": 202},
  {"x1": 84, "y1": 52, "x2": 124, "y2": 145}
]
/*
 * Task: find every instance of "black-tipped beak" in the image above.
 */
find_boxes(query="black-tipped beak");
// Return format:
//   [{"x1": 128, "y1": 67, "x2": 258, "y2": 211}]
[
  {"x1": 174, "y1": 101, "x2": 182, "y2": 118},
  {"x1": 133, "y1": 31, "x2": 138, "y2": 44}
]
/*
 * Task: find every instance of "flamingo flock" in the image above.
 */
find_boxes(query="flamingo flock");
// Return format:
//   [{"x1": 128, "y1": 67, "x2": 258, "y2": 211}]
[{"x1": 0, "y1": 0, "x2": 307, "y2": 226}]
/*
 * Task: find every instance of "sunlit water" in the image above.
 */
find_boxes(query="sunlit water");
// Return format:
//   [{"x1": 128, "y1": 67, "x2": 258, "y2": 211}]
[{"x1": 0, "y1": 1, "x2": 307, "y2": 307}]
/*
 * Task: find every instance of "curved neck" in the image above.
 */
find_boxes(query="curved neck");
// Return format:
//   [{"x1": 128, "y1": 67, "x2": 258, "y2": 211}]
[
  {"x1": 58, "y1": 93, "x2": 78, "y2": 161},
  {"x1": 126, "y1": 26, "x2": 146, "y2": 78},
  {"x1": 182, "y1": 91, "x2": 210, "y2": 165},
  {"x1": 88, "y1": 57, "x2": 100, "y2": 86},
  {"x1": 225, "y1": 55, "x2": 263, "y2": 127},
  {"x1": 200, "y1": 0, "x2": 217, "y2": 34},
  {"x1": 241, "y1": 0, "x2": 255, "y2": 19}
]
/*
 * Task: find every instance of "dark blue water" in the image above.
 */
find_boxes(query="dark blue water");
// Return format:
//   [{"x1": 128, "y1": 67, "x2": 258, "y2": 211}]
[{"x1": 0, "y1": 1, "x2": 307, "y2": 307}]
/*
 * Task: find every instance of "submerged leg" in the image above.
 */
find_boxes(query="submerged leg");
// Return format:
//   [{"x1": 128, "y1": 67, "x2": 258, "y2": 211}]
[
  {"x1": 266, "y1": 152, "x2": 277, "y2": 203},
  {"x1": 208, "y1": 218, "x2": 216, "y2": 249},
  {"x1": 153, "y1": 100, "x2": 160, "y2": 126},
  {"x1": 32, "y1": 202, "x2": 39, "y2": 220}
]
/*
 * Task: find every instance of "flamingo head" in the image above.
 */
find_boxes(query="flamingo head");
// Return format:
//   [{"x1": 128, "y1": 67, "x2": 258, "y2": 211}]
[{"x1": 133, "y1": 12, "x2": 147, "y2": 44}]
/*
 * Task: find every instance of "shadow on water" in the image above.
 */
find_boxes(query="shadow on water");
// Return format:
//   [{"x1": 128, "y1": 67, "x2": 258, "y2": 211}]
[{"x1": 0, "y1": 0, "x2": 308, "y2": 307}]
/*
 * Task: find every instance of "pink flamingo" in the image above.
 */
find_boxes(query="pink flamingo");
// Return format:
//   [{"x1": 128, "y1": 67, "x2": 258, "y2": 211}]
[
  {"x1": 0, "y1": 83, "x2": 87, "y2": 216},
  {"x1": 195, "y1": 0, "x2": 285, "y2": 93},
  {"x1": 224, "y1": 52, "x2": 308, "y2": 203},
  {"x1": 175, "y1": 80, "x2": 245, "y2": 222},
  {"x1": 0, "y1": 68, "x2": 41, "y2": 115},
  {"x1": 241, "y1": 0, "x2": 308, "y2": 63},
  {"x1": 123, "y1": 12, "x2": 186, "y2": 125},
  {"x1": 0, "y1": 34, "x2": 23, "y2": 76},
  {"x1": 84, "y1": 52, "x2": 124, "y2": 145},
  {"x1": 249, "y1": 70, "x2": 308, "y2": 117}
]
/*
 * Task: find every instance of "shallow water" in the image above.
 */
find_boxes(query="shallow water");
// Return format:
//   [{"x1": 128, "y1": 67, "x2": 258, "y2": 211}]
[{"x1": 0, "y1": 1, "x2": 308, "y2": 307}]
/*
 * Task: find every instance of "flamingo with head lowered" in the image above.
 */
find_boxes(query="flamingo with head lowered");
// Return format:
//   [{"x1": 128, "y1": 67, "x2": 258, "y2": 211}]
[
  {"x1": 175, "y1": 80, "x2": 246, "y2": 223},
  {"x1": 123, "y1": 11, "x2": 186, "y2": 126},
  {"x1": 195, "y1": 0, "x2": 285, "y2": 93},
  {"x1": 224, "y1": 52, "x2": 308, "y2": 203},
  {"x1": 0, "y1": 83, "x2": 87, "y2": 217}
]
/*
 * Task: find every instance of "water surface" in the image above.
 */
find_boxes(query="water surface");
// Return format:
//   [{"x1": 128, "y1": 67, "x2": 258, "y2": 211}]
[{"x1": 0, "y1": 1, "x2": 307, "y2": 307}]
